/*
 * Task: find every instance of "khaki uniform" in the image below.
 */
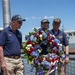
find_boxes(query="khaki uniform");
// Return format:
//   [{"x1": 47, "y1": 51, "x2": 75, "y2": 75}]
[
  {"x1": 3, "y1": 57, "x2": 24, "y2": 75},
  {"x1": 58, "y1": 62, "x2": 66, "y2": 75}
]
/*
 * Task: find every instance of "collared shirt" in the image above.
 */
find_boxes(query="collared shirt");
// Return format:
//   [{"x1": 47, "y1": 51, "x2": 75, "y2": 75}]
[
  {"x1": 50, "y1": 29, "x2": 69, "y2": 46},
  {"x1": 0, "y1": 26, "x2": 22, "y2": 56}
]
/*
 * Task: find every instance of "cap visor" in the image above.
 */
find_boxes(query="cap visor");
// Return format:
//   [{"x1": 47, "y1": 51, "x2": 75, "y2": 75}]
[
  {"x1": 22, "y1": 19, "x2": 26, "y2": 21},
  {"x1": 43, "y1": 22, "x2": 50, "y2": 24},
  {"x1": 18, "y1": 19, "x2": 26, "y2": 21}
]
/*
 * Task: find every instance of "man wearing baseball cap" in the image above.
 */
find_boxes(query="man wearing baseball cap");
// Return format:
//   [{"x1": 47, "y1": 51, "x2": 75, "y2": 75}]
[
  {"x1": 40, "y1": 19, "x2": 50, "y2": 55},
  {"x1": 37, "y1": 19, "x2": 53, "y2": 75},
  {"x1": 50, "y1": 18, "x2": 69, "y2": 75},
  {"x1": 0, "y1": 14, "x2": 25, "y2": 75},
  {"x1": 41, "y1": 19, "x2": 50, "y2": 31}
]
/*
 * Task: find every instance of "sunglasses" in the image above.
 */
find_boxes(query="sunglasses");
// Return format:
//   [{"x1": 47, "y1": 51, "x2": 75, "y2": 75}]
[
  {"x1": 17, "y1": 21, "x2": 23, "y2": 24},
  {"x1": 53, "y1": 22, "x2": 60, "y2": 25}
]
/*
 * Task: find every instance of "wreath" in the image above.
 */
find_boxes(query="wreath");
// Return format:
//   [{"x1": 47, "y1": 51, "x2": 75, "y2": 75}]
[{"x1": 23, "y1": 28, "x2": 65, "y2": 75}]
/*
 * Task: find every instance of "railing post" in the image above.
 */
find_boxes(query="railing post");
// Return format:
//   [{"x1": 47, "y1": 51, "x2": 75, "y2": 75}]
[{"x1": 2, "y1": 0, "x2": 11, "y2": 28}]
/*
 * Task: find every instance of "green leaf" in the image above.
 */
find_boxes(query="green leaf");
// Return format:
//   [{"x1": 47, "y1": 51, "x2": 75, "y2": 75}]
[
  {"x1": 34, "y1": 28, "x2": 38, "y2": 33},
  {"x1": 29, "y1": 32, "x2": 34, "y2": 36}
]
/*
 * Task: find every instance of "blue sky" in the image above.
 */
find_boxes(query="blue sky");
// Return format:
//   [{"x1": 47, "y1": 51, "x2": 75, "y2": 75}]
[{"x1": 0, "y1": 0, "x2": 75, "y2": 42}]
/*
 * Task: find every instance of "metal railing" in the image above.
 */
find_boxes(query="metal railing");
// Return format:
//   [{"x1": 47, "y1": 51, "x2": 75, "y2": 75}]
[
  {"x1": 0, "y1": 48, "x2": 75, "y2": 75},
  {"x1": 23, "y1": 48, "x2": 75, "y2": 75},
  {"x1": 66, "y1": 49, "x2": 75, "y2": 75}
]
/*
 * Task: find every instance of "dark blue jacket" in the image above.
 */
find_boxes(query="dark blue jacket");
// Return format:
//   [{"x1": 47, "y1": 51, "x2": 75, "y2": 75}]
[{"x1": 50, "y1": 29, "x2": 69, "y2": 46}]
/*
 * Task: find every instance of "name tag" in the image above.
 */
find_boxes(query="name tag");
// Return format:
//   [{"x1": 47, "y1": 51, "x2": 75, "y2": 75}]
[
  {"x1": 56, "y1": 36, "x2": 62, "y2": 38},
  {"x1": 58, "y1": 36, "x2": 62, "y2": 38},
  {"x1": 8, "y1": 34, "x2": 12, "y2": 36}
]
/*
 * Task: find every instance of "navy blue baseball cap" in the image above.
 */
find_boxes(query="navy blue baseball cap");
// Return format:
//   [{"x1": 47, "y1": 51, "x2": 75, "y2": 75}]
[
  {"x1": 11, "y1": 15, "x2": 26, "y2": 21},
  {"x1": 41, "y1": 19, "x2": 50, "y2": 24},
  {"x1": 53, "y1": 18, "x2": 61, "y2": 23}
]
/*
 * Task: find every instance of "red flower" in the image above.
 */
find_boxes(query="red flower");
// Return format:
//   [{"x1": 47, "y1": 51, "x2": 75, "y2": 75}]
[
  {"x1": 39, "y1": 56, "x2": 43, "y2": 62},
  {"x1": 47, "y1": 33, "x2": 50, "y2": 37},
  {"x1": 51, "y1": 58, "x2": 55, "y2": 63},
  {"x1": 26, "y1": 41, "x2": 32, "y2": 44},
  {"x1": 47, "y1": 33, "x2": 50, "y2": 40},
  {"x1": 36, "y1": 34, "x2": 39, "y2": 38},
  {"x1": 32, "y1": 43, "x2": 36, "y2": 47},
  {"x1": 46, "y1": 57, "x2": 49, "y2": 61},
  {"x1": 55, "y1": 57, "x2": 59, "y2": 61},
  {"x1": 39, "y1": 31, "x2": 42, "y2": 34},
  {"x1": 27, "y1": 47, "x2": 34, "y2": 55},
  {"x1": 52, "y1": 42, "x2": 57, "y2": 46},
  {"x1": 48, "y1": 39, "x2": 53, "y2": 43},
  {"x1": 51, "y1": 36, "x2": 55, "y2": 40},
  {"x1": 52, "y1": 50, "x2": 56, "y2": 53},
  {"x1": 56, "y1": 46, "x2": 59, "y2": 50}
]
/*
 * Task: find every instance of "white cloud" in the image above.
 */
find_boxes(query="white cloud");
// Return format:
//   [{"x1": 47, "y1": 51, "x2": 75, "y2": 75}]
[
  {"x1": 50, "y1": 16, "x2": 55, "y2": 18},
  {"x1": 25, "y1": 16, "x2": 55, "y2": 20},
  {"x1": 31, "y1": 16, "x2": 37, "y2": 19},
  {"x1": 44, "y1": 16, "x2": 54, "y2": 19},
  {"x1": 25, "y1": 17, "x2": 30, "y2": 20}
]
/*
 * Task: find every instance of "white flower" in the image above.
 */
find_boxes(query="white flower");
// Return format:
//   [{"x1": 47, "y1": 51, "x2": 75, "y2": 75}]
[
  {"x1": 39, "y1": 34, "x2": 42, "y2": 40},
  {"x1": 51, "y1": 62, "x2": 53, "y2": 65},
  {"x1": 26, "y1": 47, "x2": 30, "y2": 51},
  {"x1": 52, "y1": 35, "x2": 55, "y2": 38},
  {"x1": 53, "y1": 62, "x2": 55, "y2": 65},
  {"x1": 60, "y1": 44, "x2": 62, "y2": 46},
  {"x1": 26, "y1": 44, "x2": 32, "y2": 51},
  {"x1": 37, "y1": 49, "x2": 41, "y2": 53},
  {"x1": 27, "y1": 44, "x2": 32, "y2": 47},
  {"x1": 43, "y1": 58, "x2": 46, "y2": 61}
]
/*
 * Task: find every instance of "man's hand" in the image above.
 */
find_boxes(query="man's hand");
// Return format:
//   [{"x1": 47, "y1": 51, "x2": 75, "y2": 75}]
[
  {"x1": 1, "y1": 61, "x2": 7, "y2": 73},
  {"x1": 65, "y1": 57, "x2": 69, "y2": 64}
]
